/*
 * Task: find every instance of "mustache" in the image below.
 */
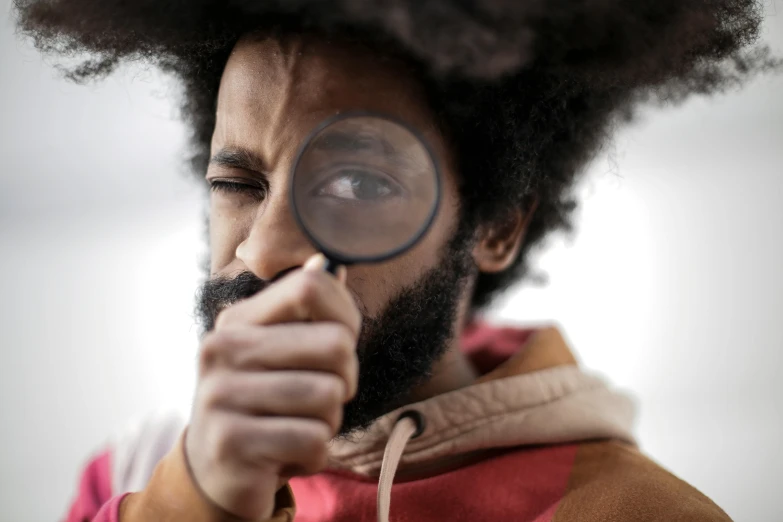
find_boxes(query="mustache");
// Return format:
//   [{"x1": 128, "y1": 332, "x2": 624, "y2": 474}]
[
  {"x1": 202, "y1": 268, "x2": 303, "y2": 308},
  {"x1": 195, "y1": 271, "x2": 268, "y2": 333},
  {"x1": 195, "y1": 267, "x2": 358, "y2": 334}
]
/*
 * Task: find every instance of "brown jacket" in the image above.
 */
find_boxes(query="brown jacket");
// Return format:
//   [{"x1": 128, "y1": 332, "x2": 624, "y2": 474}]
[{"x1": 69, "y1": 324, "x2": 731, "y2": 521}]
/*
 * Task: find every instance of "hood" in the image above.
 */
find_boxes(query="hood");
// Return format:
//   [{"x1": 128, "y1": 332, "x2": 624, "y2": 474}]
[{"x1": 327, "y1": 324, "x2": 636, "y2": 478}]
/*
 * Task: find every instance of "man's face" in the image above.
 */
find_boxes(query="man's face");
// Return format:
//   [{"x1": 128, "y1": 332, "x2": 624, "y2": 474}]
[
  {"x1": 199, "y1": 33, "x2": 475, "y2": 433},
  {"x1": 207, "y1": 34, "x2": 464, "y2": 312}
]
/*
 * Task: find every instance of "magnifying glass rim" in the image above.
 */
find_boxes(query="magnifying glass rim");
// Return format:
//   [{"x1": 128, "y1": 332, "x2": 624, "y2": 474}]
[{"x1": 290, "y1": 109, "x2": 443, "y2": 266}]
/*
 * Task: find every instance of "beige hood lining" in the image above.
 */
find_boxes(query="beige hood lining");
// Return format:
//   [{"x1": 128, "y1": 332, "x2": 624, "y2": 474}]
[{"x1": 327, "y1": 327, "x2": 637, "y2": 477}]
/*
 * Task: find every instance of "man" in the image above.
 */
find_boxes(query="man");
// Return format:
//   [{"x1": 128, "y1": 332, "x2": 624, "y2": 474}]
[{"x1": 14, "y1": 1, "x2": 776, "y2": 521}]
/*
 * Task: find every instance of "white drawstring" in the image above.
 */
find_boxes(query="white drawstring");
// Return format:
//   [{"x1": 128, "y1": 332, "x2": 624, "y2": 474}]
[{"x1": 376, "y1": 414, "x2": 421, "y2": 522}]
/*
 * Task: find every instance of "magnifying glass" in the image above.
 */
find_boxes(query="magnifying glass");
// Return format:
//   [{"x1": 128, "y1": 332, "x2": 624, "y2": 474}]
[{"x1": 291, "y1": 112, "x2": 441, "y2": 273}]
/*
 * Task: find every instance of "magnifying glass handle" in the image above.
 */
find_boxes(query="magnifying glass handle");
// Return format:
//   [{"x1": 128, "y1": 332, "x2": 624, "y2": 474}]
[{"x1": 324, "y1": 257, "x2": 341, "y2": 275}]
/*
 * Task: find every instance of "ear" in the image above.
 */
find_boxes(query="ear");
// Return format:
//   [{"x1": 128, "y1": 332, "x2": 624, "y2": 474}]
[{"x1": 472, "y1": 199, "x2": 538, "y2": 273}]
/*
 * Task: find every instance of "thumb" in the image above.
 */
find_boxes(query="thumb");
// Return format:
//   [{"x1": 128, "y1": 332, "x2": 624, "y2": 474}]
[{"x1": 303, "y1": 254, "x2": 347, "y2": 284}]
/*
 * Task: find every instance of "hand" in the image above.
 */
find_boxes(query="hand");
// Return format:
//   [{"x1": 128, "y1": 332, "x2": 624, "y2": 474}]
[{"x1": 186, "y1": 255, "x2": 361, "y2": 520}]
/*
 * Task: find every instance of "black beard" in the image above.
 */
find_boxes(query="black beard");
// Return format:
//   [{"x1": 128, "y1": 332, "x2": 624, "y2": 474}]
[{"x1": 195, "y1": 227, "x2": 475, "y2": 435}]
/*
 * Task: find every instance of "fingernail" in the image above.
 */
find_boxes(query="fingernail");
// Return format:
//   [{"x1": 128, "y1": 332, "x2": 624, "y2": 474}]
[
  {"x1": 336, "y1": 265, "x2": 347, "y2": 283},
  {"x1": 303, "y1": 253, "x2": 327, "y2": 272}
]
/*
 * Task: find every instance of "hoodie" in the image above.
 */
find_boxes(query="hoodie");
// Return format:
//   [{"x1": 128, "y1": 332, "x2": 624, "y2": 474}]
[{"x1": 64, "y1": 323, "x2": 732, "y2": 521}]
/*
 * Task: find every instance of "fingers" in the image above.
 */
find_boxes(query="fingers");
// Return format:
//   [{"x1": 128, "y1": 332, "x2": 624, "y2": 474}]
[
  {"x1": 200, "y1": 370, "x2": 345, "y2": 433},
  {"x1": 186, "y1": 253, "x2": 360, "y2": 520},
  {"x1": 210, "y1": 411, "x2": 333, "y2": 475},
  {"x1": 190, "y1": 412, "x2": 333, "y2": 519},
  {"x1": 214, "y1": 261, "x2": 361, "y2": 336},
  {"x1": 199, "y1": 323, "x2": 359, "y2": 399}
]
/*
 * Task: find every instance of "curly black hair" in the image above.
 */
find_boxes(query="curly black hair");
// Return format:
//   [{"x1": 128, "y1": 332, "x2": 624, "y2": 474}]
[{"x1": 13, "y1": 0, "x2": 779, "y2": 309}]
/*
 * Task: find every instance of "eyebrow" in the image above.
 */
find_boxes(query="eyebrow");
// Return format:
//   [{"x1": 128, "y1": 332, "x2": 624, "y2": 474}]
[
  {"x1": 210, "y1": 148, "x2": 267, "y2": 173},
  {"x1": 309, "y1": 130, "x2": 434, "y2": 176},
  {"x1": 310, "y1": 130, "x2": 398, "y2": 157}
]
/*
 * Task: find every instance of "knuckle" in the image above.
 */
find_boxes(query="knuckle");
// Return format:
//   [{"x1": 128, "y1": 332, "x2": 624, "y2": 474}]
[
  {"x1": 277, "y1": 376, "x2": 342, "y2": 413},
  {"x1": 198, "y1": 335, "x2": 221, "y2": 372},
  {"x1": 314, "y1": 421, "x2": 334, "y2": 444},
  {"x1": 284, "y1": 420, "x2": 326, "y2": 455},
  {"x1": 303, "y1": 442, "x2": 329, "y2": 474},
  {"x1": 315, "y1": 375, "x2": 344, "y2": 406},
  {"x1": 200, "y1": 330, "x2": 246, "y2": 368},
  {"x1": 322, "y1": 325, "x2": 355, "y2": 368},
  {"x1": 201, "y1": 330, "x2": 231, "y2": 358},
  {"x1": 211, "y1": 416, "x2": 243, "y2": 462},
  {"x1": 200, "y1": 332, "x2": 220, "y2": 360},
  {"x1": 213, "y1": 308, "x2": 233, "y2": 330},
  {"x1": 299, "y1": 423, "x2": 330, "y2": 456},
  {"x1": 200, "y1": 375, "x2": 232, "y2": 410},
  {"x1": 325, "y1": 404, "x2": 343, "y2": 434},
  {"x1": 279, "y1": 379, "x2": 316, "y2": 403}
]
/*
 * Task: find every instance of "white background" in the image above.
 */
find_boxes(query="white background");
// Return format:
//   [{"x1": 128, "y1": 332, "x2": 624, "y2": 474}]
[{"x1": 1, "y1": 2, "x2": 781, "y2": 521}]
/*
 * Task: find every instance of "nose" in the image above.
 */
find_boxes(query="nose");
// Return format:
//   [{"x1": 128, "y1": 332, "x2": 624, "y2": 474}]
[{"x1": 235, "y1": 184, "x2": 318, "y2": 281}]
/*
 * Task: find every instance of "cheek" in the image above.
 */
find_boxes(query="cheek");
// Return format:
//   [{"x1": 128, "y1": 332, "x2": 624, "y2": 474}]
[
  {"x1": 346, "y1": 258, "x2": 420, "y2": 318},
  {"x1": 208, "y1": 200, "x2": 249, "y2": 273}
]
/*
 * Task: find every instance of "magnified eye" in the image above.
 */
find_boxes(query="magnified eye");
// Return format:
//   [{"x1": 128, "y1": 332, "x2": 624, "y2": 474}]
[{"x1": 316, "y1": 168, "x2": 401, "y2": 201}]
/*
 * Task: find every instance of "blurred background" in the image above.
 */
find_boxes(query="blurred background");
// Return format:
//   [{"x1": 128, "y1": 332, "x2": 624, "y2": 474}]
[{"x1": 1, "y1": 1, "x2": 781, "y2": 521}]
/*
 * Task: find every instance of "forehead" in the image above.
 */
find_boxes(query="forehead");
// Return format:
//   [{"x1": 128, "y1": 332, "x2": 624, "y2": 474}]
[{"x1": 213, "y1": 33, "x2": 441, "y2": 155}]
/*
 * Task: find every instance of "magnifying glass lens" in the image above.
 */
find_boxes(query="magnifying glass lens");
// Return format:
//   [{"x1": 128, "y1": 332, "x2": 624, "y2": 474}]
[{"x1": 292, "y1": 115, "x2": 439, "y2": 263}]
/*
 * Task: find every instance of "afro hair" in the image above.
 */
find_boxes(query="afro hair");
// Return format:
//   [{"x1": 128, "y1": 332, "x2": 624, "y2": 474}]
[{"x1": 14, "y1": 0, "x2": 780, "y2": 308}]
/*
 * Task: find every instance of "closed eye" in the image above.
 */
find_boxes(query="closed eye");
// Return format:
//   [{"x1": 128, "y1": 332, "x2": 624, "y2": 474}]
[{"x1": 209, "y1": 179, "x2": 267, "y2": 202}]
